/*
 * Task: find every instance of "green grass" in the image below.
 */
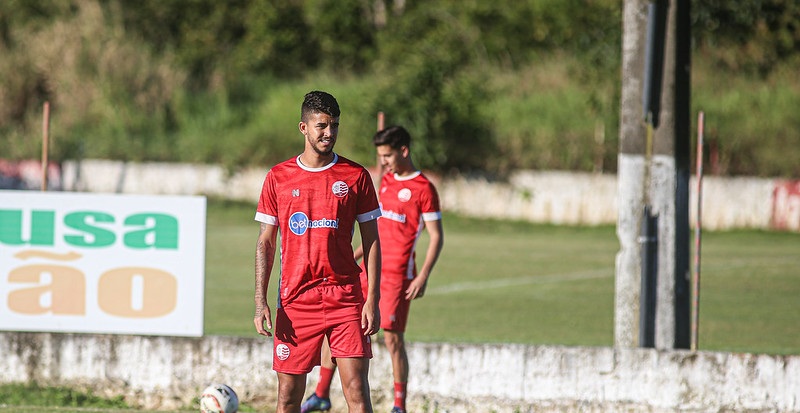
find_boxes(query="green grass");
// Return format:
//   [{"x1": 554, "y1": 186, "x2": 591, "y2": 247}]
[
  {"x1": 0, "y1": 383, "x2": 258, "y2": 413},
  {"x1": 0, "y1": 383, "x2": 156, "y2": 413},
  {"x1": 0, "y1": 383, "x2": 127, "y2": 409},
  {"x1": 693, "y1": 230, "x2": 800, "y2": 354},
  {"x1": 204, "y1": 199, "x2": 800, "y2": 355},
  {"x1": 405, "y1": 215, "x2": 617, "y2": 347}
]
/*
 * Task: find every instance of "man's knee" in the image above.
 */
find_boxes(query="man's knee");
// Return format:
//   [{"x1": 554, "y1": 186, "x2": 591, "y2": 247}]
[
  {"x1": 338, "y1": 358, "x2": 369, "y2": 383},
  {"x1": 277, "y1": 373, "x2": 306, "y2": 406},
  {"x1": 383, "y1": 331, "x2": 405, "y2": 352}
]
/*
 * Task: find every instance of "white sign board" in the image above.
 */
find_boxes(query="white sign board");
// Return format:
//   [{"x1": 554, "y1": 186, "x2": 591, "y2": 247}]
[{"x1": 0, "y1": 190, "x2": 206, "y2": 337}]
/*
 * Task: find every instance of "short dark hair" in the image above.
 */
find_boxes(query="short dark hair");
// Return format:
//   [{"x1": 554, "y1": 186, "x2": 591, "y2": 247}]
[
  {"x1": 373, "y1": 125, "x2": 411, "y2": 149},
  {"x1": 301, "y1": 91, "x2": 340, "y2": 121}
]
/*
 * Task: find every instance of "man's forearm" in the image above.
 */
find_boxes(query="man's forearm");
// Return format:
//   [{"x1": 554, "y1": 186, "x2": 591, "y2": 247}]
[
  {"x1": 254, "y1": 226, "x2": 275, "y2": 315},
  {"x1": 364, "y1": 239, "x2": 381, "y2": 302}
]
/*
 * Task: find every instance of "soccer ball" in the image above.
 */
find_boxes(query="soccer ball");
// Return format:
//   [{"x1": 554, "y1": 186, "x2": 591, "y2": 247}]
[{"x1": 199, "y1": 383, "x2": 239, "y2": 413}]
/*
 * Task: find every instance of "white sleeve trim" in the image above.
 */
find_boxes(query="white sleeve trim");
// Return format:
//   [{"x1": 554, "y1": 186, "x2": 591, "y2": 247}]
[
  {"x1": 357, "y1": 208, "x2": 382, "y2": 223},
  {"x1": 255, "y1": 211, "x2": 278, "y2": 225},
  {"x1": 422, "y1": 211, "x2": 442, "y2": 221}
]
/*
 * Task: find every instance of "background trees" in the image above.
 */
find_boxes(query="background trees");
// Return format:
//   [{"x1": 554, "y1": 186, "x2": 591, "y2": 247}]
[{"x1": 1, "y1": 0, "x2": 798, "y2": 176}]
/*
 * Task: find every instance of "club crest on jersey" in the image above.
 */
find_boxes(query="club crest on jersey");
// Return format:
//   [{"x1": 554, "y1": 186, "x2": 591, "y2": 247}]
[
  {"x1": 289, "y1": 211, "x2": 339, "y2": 236},
  {"x1": 332, "y1": 181, "x2": 349, "y2": 197},
  {"x1": 398, "y1": 188, "x2": 412, "y2": 202},
  {"x1": 276, "y1": 343, "x2": 291, "y2": 361}
]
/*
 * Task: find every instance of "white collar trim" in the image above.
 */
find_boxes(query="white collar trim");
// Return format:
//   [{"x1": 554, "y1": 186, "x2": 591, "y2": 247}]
[
  {"x1": 296, "y1": 153, "x2": 338, "y2": 172},
  {"x1": 394, "y1": 170, "x2": 422, "y2": 181}
]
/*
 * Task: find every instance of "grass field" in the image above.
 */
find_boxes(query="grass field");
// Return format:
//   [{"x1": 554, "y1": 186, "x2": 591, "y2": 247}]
[
  {"x1": 0, "y1": 383, "x2": 196, "y2": 413},
  {"x1": 204, "y1": 199, "x2": 800, "y2": 355}
]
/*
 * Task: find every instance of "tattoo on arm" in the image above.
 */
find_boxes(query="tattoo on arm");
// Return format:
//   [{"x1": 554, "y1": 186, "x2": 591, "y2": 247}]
[{"x1": 255, "y1": 223, "x2": 274, "y2": 317}]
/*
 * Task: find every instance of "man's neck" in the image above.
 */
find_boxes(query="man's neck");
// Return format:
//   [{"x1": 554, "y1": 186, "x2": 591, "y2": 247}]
[
  {"x1": 299, "y1": 151, "x2": 335, "y2": 169},
  {"x1": 394, "y1": 161, "x2": 417, "y2": 177}
]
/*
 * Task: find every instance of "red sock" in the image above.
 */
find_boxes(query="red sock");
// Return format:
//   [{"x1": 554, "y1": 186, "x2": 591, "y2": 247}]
[
  {"x1": 315, "y1": 366, "x2": 335, "y2": 399},
  {"x1": 394, "y1": 381, "x2": 407, "y2": 410}
]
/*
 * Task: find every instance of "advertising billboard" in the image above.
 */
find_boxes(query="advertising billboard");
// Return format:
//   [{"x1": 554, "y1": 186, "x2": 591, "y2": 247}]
[{"x1": 0, "y1": 190, "x2": 206, "y2": 337}]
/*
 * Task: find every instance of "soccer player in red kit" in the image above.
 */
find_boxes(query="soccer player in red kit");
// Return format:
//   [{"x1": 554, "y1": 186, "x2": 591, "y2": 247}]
[
  {"x1": 302, "y1": 125, "x2": 444, "y2": 413},
  {"x1": 254, "y1": 91, "x2": 382, "y2": 413}
]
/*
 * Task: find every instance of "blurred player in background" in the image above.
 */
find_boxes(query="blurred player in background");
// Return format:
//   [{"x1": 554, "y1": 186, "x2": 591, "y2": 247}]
[
  {"x1": 254, "y1": 90, "x2": 382, "y2": 413},
  {"x1": 302, "y1": 125, "x2": 445, "y2": 413}
]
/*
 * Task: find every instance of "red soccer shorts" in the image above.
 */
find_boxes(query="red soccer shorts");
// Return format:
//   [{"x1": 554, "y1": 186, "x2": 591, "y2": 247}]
[
  {"x1": 378, "y1": 271, "x2": 412, "y2": 333},
  {"x1": 272, "y1": 282, "x2": 372, "y2": 374}
]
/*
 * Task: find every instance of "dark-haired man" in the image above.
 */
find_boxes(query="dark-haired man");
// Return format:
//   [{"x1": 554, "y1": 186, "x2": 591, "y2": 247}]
[{"x1": 254, "y1": 91, "x2": 382, "y2": 413}]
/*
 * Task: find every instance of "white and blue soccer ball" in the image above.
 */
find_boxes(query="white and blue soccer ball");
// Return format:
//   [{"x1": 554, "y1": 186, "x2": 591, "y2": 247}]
[{"x1": 199, "y1": 383, "x2": 239, "y2": 413}]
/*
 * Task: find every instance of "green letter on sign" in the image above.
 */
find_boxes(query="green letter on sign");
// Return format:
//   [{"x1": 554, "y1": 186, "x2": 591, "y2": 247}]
[
  {"x1": 0, "y1": 210, "x2": 55, "y2": 246},
  {"x1": 64, "y1": 212, "x2": 116, "y2": 247},
  {"x1": 124, "y1": 213, "x2": 179, "y2": 249}
]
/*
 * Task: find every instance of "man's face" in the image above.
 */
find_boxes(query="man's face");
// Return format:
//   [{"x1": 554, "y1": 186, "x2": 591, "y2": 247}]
[
  {"x1": 300, "y1": 112, "x2": 339, "y2": 156},
  {"x1": 376, "y1": 144, "x2": 405, "y2": 174}
]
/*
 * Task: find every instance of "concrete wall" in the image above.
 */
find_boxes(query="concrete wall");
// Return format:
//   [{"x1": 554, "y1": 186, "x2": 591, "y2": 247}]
[
  {"x1": 60, "y1": 159, "x2": 265, "y2": 203},
  {"x1": 54, "y1": 159, "x2": 799, "y2": 231},
  {"x1": 1, "y1": 332, "x2": 799, "y2": 412}
]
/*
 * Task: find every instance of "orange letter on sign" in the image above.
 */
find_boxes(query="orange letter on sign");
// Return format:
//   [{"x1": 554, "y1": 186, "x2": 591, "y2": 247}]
[
  {"x1": 8, "y1": 265, "x2": 86, "y2": 315},
  {"x1": 98, "y1": 267, "x2": 177, "y2": 318}
]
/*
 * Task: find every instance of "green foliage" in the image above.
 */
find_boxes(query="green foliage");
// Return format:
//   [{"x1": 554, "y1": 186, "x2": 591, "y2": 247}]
[
  {"x1": 693, "y1": 0, "x2": 800, "y2": 75},
  {"x1": 0, "y1": 0, "x2": 185, "y2": 162},
  {"x1": 487, "y1": 56, "x2": 619, "y2": 173},
  {"x1": 693, "y1": 59, "x2": 800, "y2": 177},
  {"x1": 229, "y1": 0, "x2": 317, "y2": 78},
  {"x1": 302, "y1": 0, "x2": 377, "y2": 74},
  {"x1": 1, "y1": 0, "x2": 799, "y2": 176},
  {"x1": 371, "y1": 64, "x2": 494, "y2": 172},
  {"x1": 118, "y1": 0, "x2": 256, "y2": 83},
  {"x1": 369, "y1": 3, "x2": 495, "y2": 171}
]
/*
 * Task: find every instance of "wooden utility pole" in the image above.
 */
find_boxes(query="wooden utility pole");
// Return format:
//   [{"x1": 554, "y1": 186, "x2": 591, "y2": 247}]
[
  {"x1": 41, "y1": 101, "x2": 51, "y2": 191},
  {"x1": 376, "y1": 111, "x2": 385, "y2": 178}
]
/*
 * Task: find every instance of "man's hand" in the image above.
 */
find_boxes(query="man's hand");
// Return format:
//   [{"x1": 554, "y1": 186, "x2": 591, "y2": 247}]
[
  {"x1": 406, "y1": 276, "x2": 428, "y2": 300},
  {"x1": 361, "y1": 298, "x2": 380, "y2": 336},
  {"x1": 254, "y1": 306, "x2": 273, "y2": 337}
]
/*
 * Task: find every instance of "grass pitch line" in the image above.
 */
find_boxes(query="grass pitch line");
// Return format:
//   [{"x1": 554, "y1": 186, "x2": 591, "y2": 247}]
[
  {"x1": 427, "y1": 269, "x2": 611, "y2": 295},
  {"x1": 425, "y1": 257, "x2": 797, "y2": 297}
]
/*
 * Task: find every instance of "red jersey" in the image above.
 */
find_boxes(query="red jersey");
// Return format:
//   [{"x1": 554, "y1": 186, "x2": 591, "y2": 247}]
[
  {"x1": 377, "y1": 171, "x2": 441, "y2": 279},
  {"x1": 255, "y1": 154, "x2": 381, "y2": 305}
]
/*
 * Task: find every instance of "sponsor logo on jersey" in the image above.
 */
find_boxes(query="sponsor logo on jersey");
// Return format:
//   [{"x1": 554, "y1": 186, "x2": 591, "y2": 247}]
[
  {"x1": 276, "y1": 343, "x2": 291, "y2": 360},
  {"x1": 380, "y1": 208, "x2": 406, "y2": 223},
  {"x1": 292, "y1": 189, "x2": 300, "y2": 197},
  {"x1": 398, "y1": 188, "x2": 412, "y2": 202},
  {"x1": 332, "y1": 181, "x2": 349, "y2": 197},
  {"x1": 288, "y1": 212, "x2": 339, "y2": 236}
]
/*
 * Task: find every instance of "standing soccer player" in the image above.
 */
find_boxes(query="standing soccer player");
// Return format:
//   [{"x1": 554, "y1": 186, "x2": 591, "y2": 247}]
[
  {"x1": 254, "y1": 91, "x2": 382, "y2": 413},
  {"x1": 302, "y1": 125, "x2": 445, "y2": 413}
]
